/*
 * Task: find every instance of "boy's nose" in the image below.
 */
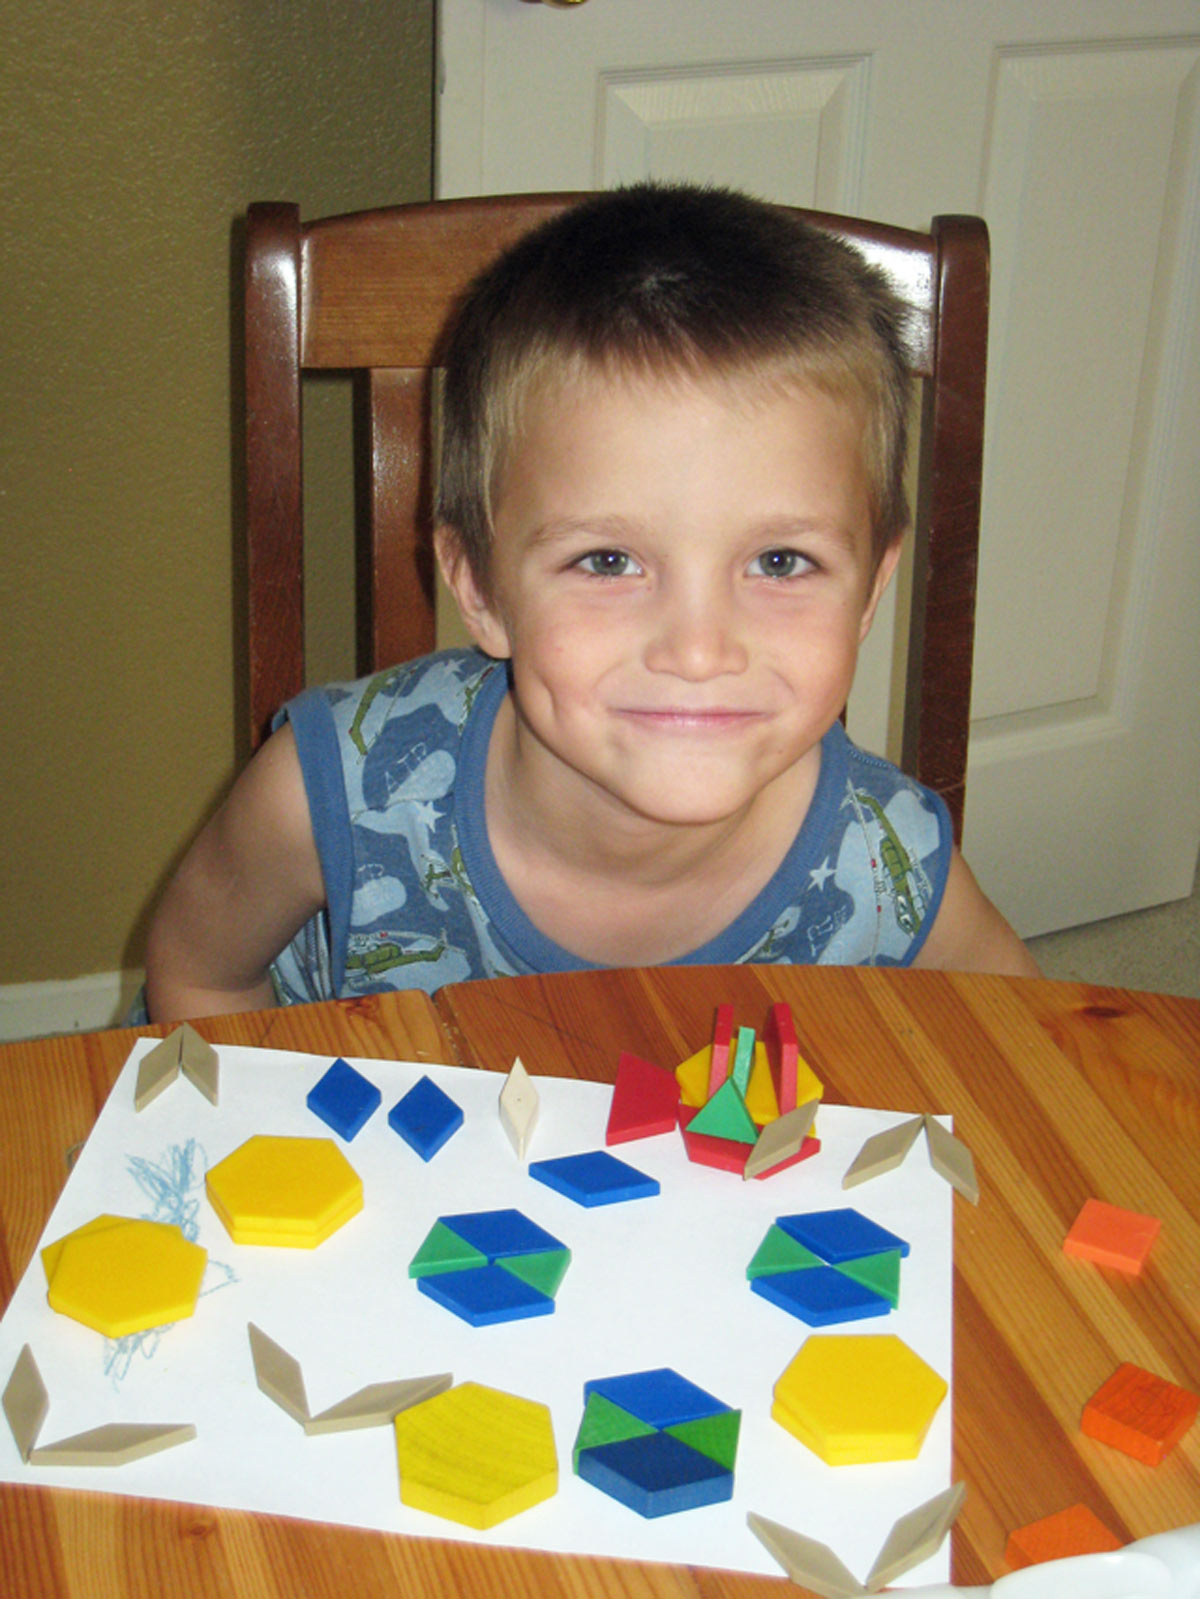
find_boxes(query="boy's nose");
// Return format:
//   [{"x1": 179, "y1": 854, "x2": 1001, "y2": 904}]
[{"x1": 643, "y1": 588, "x2": 749, "y2": 680}]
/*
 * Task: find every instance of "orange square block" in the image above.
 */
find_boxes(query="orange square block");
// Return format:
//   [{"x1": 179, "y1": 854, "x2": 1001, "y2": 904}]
[
  {"x1": 1005, "y1": 1503, "x2": 1122, "y2": 1568},
  {"x1": 1063, "y1": 1198, "x2": 1160, "y2": 1274},
  {"x1": 1081, "y1": 1362, "x2": 1199, "y2": 1465}
]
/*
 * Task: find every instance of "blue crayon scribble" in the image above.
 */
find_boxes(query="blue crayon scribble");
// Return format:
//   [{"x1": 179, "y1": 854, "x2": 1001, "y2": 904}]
[
  {"x1": 127, "y1": 1140, "x2": 206, "y2": 1238},
  {"x1": 103, "y1": 1140, "x2": 238, "y2": 1389}
]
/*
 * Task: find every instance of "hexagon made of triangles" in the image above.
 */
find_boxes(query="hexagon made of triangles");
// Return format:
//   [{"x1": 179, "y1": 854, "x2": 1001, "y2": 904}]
[
  {"x1": 206, "y1": 1135, "x2": 363, "y2": 1247},
  {"x1": 43, "y1": 1214, "x2": 207, "y2": 1338},
  {"x1": 393, "y1": 1382, "x2": 558, "y2": 1528},
  {"x1": 772, "y1": 1333, "x2": 947, "y2": 1465}
]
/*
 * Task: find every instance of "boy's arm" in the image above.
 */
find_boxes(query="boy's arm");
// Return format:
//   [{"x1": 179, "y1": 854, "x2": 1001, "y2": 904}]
[
  {"x1": 914, "y1": 848, "x2": 1041, "y2": 977},
  {"x1": 144, "y1": 725, "x2": 326, "y2": 1022}
]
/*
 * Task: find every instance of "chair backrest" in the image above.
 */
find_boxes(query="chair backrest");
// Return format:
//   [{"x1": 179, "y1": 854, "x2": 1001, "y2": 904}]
[{"x1": 244, "y1": 196, "x2": 987, "y2": 841}]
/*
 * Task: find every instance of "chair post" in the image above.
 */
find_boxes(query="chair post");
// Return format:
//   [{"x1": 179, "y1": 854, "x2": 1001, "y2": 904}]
[
  {"x1": 245, "y1": 202, "x2": 305, "y2": 749},
  {"x1": 902, "y1": 214, "x2": 989, "y2": 844}
]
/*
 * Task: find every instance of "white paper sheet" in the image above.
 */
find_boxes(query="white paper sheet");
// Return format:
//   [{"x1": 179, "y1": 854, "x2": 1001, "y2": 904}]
[{"x1": 0, "y1": 1043, "x2": 953, "y2": 1584}]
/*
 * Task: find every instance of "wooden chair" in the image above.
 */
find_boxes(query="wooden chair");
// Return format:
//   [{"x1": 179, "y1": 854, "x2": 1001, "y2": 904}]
[{"x1": 244, "y1": 197, "x2": 988, "y2": 841}]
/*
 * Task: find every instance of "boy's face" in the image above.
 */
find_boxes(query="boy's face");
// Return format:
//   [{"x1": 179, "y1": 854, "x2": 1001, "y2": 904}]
[{"x1": 440, "y1": 367, "x2": 900, "y2": 834}]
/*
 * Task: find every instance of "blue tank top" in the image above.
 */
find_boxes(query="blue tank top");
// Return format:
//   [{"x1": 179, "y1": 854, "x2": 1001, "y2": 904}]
[{"x1": 272, "y1": 649, "x2": 952, "y2": 1003}]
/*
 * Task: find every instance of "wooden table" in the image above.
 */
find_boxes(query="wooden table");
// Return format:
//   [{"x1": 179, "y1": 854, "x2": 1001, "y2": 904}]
[{"x1": 2, "y1": 966, "x2": 1197, "y2": 1595}]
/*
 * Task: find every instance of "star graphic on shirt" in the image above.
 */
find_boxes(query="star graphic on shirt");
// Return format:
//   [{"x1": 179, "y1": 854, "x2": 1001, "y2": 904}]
[{"x1": 809, "y1": 857, "x2": 835, "y2": 892}]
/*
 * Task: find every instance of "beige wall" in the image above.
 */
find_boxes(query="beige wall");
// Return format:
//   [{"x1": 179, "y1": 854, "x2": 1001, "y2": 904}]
[{"x1": 0, "y1": 0, "x2": 434, "y2": 985}]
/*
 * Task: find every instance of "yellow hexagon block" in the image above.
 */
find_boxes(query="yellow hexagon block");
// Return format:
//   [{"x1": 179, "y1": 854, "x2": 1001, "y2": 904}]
[
  {"x1": 773, "y1": 1334, "x2": 947, "y2": 1465},
  {"x1": 206, "y1": 1135, "x2": 362, "y2": 1247},
  {"x1": 42, "y1": 1214, "x2": 206, "y2": 1338},
  {"x1": 393, "y1": 1381, "x2": 557, "y2": 1528}
]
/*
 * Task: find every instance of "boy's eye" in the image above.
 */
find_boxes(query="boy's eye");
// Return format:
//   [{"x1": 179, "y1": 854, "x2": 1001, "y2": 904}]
[
  {"x1": 750, "y1": 548, "x2": 811, "y2": 578},
  {"x1": 575, "y1": 549, "x2": 640, "y2": 577}
]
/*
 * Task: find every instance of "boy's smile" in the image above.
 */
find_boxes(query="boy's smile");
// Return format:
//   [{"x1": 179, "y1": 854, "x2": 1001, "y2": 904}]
[{"x1": 442, "y1": 366, "x2": 899, "y2": 873}]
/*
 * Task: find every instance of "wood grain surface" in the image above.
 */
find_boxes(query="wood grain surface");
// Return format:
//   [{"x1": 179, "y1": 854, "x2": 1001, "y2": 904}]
[{"x1": 1, "y1": 967, "x2": 1197, "y2": 1596}]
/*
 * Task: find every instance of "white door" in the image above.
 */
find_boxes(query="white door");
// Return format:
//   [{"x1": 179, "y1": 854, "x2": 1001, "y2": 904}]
[{"x1": 436, "y1": 0, "x2": 1200, "y2": 938}]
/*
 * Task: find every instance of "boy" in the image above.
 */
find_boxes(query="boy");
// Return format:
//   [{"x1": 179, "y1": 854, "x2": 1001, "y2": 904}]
[{"x1": 145, "y1": 184, "x2": 1036, "y2": 1022}]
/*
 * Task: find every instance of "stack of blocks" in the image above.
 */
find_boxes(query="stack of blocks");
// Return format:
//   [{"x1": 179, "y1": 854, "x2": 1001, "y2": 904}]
[
  {"x1": 605, "y1": 1003, "x2": 825, "y2": 1181},
  {"x1": 748, "y1": 1207, "x2": 907, "y2": 1326},
  {"x1": 206, "y1": 1135, "x2": 363, "y2": 1248},
  {"x1": 772, "y1": 1335, "x2": 948, "y2": 1466},
  {"x1": 41, "y1": 1216, "x2": 206, "y2": 1338},
  {"x1": 573, "y1": 1368, "x2": 740, "y2": 1517},
  {"x1": 409, "y1": 1208, "x2": 571, "y2": 1326}
]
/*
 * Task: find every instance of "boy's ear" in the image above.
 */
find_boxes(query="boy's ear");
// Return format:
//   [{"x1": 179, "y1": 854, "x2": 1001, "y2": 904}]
[
  {"x1": 434, "y1": 527, "x2": 513, "y2": 659},
  {"x1": 858, "y1": 533, "x2": 904, "y2": 643}
]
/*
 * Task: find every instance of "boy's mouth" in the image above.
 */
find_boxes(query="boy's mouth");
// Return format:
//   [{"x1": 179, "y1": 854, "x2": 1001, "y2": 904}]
[{"x1": 615, "y1": 707, "x2": 767, "y2": 732}]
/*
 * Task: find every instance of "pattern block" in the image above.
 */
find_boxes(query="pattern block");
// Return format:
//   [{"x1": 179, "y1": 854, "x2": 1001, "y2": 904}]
[
  {"x1": 409, "y1": 1209, "x2": 570, "y2": 1326},
  {"x1": 751, "y1": 1265, "x2": 892, "y2": 1326},
  {"x1": 773, "y1": 1334, "x2": 947, "y2": 1465},
  {"x1": 605, "y1": 1052, "x2": 680, "y2": 1144},
  {"x1": 748, "y1": 1208, "x2": 907, "y2": 1327},
  {"x1": 1064, "y1": 1198, "x2": 1161, "y2": 1274},
  {"x1": 393, "y1": 1381, "x2": 557, "y2": 1528},
  {"x1": 417, "y1": 1264, "x2": 555, "y2": 1327},
  {"x1": 574, "y1": 1368, "x2": 739, "y2": 1518},
  {"x1": 573, "y1": 1391, "x2": 656, "y2": 1467},
  {"x1": 306, "y1": 1058, "x2": 381, "y2": 1141},
  {"x1": 388, "y1": 1075, "x2": 464, "y2": 1162},
  {"x1": 43, "y1": 1216, "x2": 206, "y2": 1338},
  {"x1": 206, "y1": 1135, "x2": 363, "y2": 1248},
  {"x1": 529, "y1": 1150, "x2": 659, "y2": 1207},
  {"x1": 1005, "y1": 1503, "x2": 1122, "y2": 1568},
  {"x1": 776, "y1": 1207, "x2": 910, "y2": 1263},
  {"x1": 1081, "y1": 1362, "x2": 1199, "y2": 1465}
]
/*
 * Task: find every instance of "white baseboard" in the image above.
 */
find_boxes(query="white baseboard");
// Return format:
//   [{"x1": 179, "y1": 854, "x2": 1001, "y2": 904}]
[{"x1": 0, "y1": 970, "x2": 145, "y2": 1043}]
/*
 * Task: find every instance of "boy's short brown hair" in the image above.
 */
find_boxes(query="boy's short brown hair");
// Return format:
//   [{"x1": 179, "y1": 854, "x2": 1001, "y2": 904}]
[{"x1": 436, "y1": 183, "x2": 912, "y2": 581}]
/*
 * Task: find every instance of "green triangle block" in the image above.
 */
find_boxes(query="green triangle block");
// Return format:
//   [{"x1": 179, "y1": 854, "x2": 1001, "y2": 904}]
[
  {"x1": 408, "y1": 1220, "x2": 488, "y2": 1278},
  {"x1": 689, "y1": 1077, "x2": 758, "y2": 1144},
  {"x1": 572, "y1": 1391, "x2": 656, "y2": 1469},
  {"x1": 746, "y1": 1224, "x2": 823, "y2": 1280},
  {"x1": 835, "y1": 1248, "x2": 902, "y2": 1307},
  {"x1": 665, "y1": 1408, "x2": 741, "y2": 1471},
  {"x1": 730, "y1": 1027, "x2": 756, "y2": 1096},
  {"x1": 497, "y1": 1247, "x2": 571, "y2": 1298}
]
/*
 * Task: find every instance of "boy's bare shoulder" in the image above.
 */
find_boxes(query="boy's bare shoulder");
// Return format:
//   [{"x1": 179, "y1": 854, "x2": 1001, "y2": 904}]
[
  {"x1": 217, "y1": 724, "x2": 317, "y2": 857},
  {"x1": 914, "y1": 848, "x2": 1040, "y2": 978},
  {"x1": 144, "y1": 725, "x2": 325, "y2": 1020}
]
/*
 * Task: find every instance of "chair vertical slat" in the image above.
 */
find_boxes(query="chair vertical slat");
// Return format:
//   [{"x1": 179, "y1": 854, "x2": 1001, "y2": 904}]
[
  {"x1": 364, "y1": 369, "x2": 437, "y2": 674},
  {"x1": 245, "y1": 202, "x2": 306, "y2": 749},
  {"x1": 902, "y1": 214, "x2": 989, "y2": 844}
]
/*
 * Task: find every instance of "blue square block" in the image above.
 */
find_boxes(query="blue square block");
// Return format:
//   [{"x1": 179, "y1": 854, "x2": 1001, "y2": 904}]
[
  {"x1": 388, "y1": 1075, "x2": 464, "y2": 1161},
  {"x1": 578, "y1": 1432, "x2": 733, "y2": 1517},
  {"x1": 750, "y1": 1264, "x2": 891, "y2": 1326},
  {"x1": 529, "y1": 1150, "x2": 660, "y2": 1207},
  {"x1": 584, "y1": 1368, "x2": 726, "y2": 1429},
  {"x1": 416, "y1": 1264, "x2": 555, "y2": 1326},
  {"x1": 306, "y1": 1057, "x2": 381, "y2": 1141},
  {"x1": 439, "y1": 1208, "x2": 564, "y2": 1260},
  {"x1": 775, "y1": 1207, "x2": 910, "y2": 1263}
]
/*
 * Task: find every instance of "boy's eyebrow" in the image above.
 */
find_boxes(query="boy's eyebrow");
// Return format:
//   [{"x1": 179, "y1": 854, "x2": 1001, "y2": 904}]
[
  {"x1": 749, "y1": 516, "x2": 864, "y2": 551},
  {"x1": 522, "y1": 516, "x2": 642, "y2": 549},
  {"x1": 522, "y1": 514, "x2": 866, "y2": 552}
]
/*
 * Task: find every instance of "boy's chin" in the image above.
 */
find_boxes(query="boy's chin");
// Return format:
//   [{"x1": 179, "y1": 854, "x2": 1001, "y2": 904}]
[{"x1": 597, "y1": 776, "x2": 776, "y2": 831}]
